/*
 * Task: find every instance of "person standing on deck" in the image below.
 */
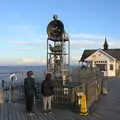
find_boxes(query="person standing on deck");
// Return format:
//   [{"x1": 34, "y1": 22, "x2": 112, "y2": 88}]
[
  {"x1": 24, "y1": 71, "x2": 36, "y2": 115},
  {"x1": 41, "y1": 73, "x2": 55, "y2": 115},
  {"x1": 9, "y1": 73, "x2": 17, "y2": 102},
  {"x1": 1, "y1": 80, "x2": 5, "y2": 90}
]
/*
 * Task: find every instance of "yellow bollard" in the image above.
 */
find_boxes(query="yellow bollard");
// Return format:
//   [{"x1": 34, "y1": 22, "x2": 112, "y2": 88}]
[{"x1": 80, "y1": 94, "x2": 88, "y2": 116}]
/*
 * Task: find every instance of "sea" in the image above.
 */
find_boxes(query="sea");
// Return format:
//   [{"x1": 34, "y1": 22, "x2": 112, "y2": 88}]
[
  {"x1": 0, "y1": 65, "x2": 80, "y2": 87},
  {"x1": 0, "y1": 66, "x2": 47, "y2": 86}
]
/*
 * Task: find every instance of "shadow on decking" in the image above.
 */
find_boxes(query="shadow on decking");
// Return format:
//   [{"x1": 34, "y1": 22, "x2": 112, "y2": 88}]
[
  {"x1": 0, "y1": 88, "x2": 81, "y2": 120},
  {"x1": 0, "y1": 102, "x2": 58, "y2": 120}
]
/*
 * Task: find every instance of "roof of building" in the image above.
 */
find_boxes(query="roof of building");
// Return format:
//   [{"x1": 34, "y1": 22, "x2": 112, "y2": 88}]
[
  {"x1": 80, "y1": 49, "x2": 96, "y2": 61},
  {"x1": 80, "y1": 49, "x2": 120, "y2": 62}
]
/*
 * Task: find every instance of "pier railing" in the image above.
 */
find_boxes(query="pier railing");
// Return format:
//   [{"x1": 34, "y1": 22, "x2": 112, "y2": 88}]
[
  {"x1": 0, "y1": 68, "x2": 106, "y2": 110},
  {"x1": 69, "y1": 67, "x2": 104, "y2": 108}
]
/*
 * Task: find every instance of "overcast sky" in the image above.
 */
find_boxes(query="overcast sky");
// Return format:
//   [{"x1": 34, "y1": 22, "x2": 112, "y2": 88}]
[{"x1": 0, "y1": 0, "x2": 120, "y2": 65}]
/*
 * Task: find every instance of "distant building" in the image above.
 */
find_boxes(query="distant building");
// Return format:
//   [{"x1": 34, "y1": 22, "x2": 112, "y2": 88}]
[{"x1": 80, "y1": 38, "x2": 120, "y2": 76}]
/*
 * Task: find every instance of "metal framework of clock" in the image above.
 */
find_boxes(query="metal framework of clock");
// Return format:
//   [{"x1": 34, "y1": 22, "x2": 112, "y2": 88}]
[{"x1": 47, "y1": 15, "x2": 70, "y2": 85}]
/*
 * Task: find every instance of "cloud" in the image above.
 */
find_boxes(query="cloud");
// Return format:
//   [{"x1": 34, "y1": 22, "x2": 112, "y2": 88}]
[
  {"x1": 70, "y1": 33, "x2": 120, "y2": 48},
  {"x1": 20, "y1": 58, "x2": 46, "y2": 65},
  {"x1": 69, "y1": 33, "x2": 120, "y2": 49},
  {"x1": 71, "y1": 40, "x2": 99, "y2": 45},
  {"x1": 0, "y1": 58, "x2": 46, "y2": 66},
  {"x1": 71, "y1": 40, "x2": 102, "y2": 50},
  {"x1": 0, "y1": 59, "x2": 21, "y2": 66},
  {"x1": 8, "y1": 25, "x2": 39, "y2": 30},
  {"x1": 16, "y1": 47, "x2": 33, "y2": 51},
  {"x1": 71, "y1": 56, "x2": 81, "y2": 62},
  {"x1": 109, "y1": 41, "x2": 120, "y2": 48},
  {"x1": 70, "y1": 33, "x2": 105, "y2": 40},
  {"x1": 11, "y1": 40, "x2": 46, "y2": 51},
  {"x1": 69, "y1": 33, "x2": 119, "y2": 64},
  {"x1": 69, "y1": 33, "x2": 106, "y2": 51},
  {"x1": 12, "y1": 40, "x2": 41, "y2": 45},
  {"x1": 0, "y1": 33, "x2": 120, "y2": 65}
]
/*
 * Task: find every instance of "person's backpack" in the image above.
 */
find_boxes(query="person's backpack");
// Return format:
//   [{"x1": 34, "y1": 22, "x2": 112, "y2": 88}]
[{"x1": 41, "y1": 80, "x2": 54, "y2": 96}]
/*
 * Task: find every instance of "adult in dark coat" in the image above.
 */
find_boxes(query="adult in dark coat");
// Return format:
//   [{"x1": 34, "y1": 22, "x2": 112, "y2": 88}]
[
  {"x1": 24, "y1": 71, "x2": 36, "y2": 114},
  {"x1": 41, "y1": 73, "x2": 55, "y2": 114},
  {"x1": 1, "y1": 80, "x2": 5, "y2": 89}
]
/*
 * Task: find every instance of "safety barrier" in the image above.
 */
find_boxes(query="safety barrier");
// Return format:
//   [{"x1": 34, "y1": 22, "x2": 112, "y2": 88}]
[
  {"x1": 53, "y1": 67, "x2": 106, "y2": 115},
  {"x1": 0, "y1": 68, "x2": 107, "y2": 116}
]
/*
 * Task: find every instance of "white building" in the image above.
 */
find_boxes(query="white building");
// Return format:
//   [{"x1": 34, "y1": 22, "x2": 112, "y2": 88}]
[{"x1": 80, "y1": 38, "x2": 120, "y2": 77}]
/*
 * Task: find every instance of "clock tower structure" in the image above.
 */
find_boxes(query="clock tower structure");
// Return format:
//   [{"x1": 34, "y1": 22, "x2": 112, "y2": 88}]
[{"x1": 46, "y1": 15, "x2": 70, "y2": 85}]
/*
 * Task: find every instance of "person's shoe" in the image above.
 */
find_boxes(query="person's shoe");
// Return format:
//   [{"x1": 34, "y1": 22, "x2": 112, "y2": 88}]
[
  {"x1": 29, "y1": 112, "x2": 35, "y2": 116},
  {"x1": 48, "y1": 110, "x2": 52, "y2": 114}
]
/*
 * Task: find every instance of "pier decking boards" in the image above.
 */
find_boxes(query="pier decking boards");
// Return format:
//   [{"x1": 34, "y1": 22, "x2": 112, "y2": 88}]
[
  {"x1": 0, "y1": 103, "x2": 58, "y2": 120},
  {"x1": 0, "y1": 78, "x2": 120, "y2": 120}
]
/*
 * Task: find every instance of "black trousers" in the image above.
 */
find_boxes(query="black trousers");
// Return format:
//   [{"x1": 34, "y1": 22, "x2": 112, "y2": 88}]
[{"x1": 25, "y1": 94, "x2": 34, "y2": 112}]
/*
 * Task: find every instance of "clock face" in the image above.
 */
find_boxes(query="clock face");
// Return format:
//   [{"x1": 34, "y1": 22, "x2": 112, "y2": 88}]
[{"x1": 47, "y1": 20, "x2": 64, "y2": 40}]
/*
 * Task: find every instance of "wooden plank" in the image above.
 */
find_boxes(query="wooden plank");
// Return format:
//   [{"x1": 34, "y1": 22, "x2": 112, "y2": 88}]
[
  {"x1": 48, "y1": 114, "x2": 57, "y2": 120},
  {"x1": 12, "y1": 104, "x2": 17, "y2": 120},
  {"x1": 12, "y1": 104, "x2": 24, "y2": 120},
  {"x1": 34, "y1": 106, "x2": 57, "y2": 120},
  {"x1": 8, "y1": 103, "x2": 13, "y2": 120},
  {"x1": 35, "y1": 112, "x2": 48, "y2": 120},
  {"x1": 14, "y1": 103, "x2": 26, "y2": 120},
  {"x1": 0, "y1": 104, "x2": 4, "y2": 120},
  {"x1": 4, "y1": 103, "x2": 9, "y2": 120},
  {"x1": 16, "y1": 106, "x2": 26, "y2": 120}
]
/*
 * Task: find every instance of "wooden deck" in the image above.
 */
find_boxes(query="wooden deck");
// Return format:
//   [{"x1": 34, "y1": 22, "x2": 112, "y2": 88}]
[
  {"x1": 1, "y1": 78, "x2": 120, "y2": 120},
  {"x1": 0, "y1": 103, "x2": 58, "y2": 120}
]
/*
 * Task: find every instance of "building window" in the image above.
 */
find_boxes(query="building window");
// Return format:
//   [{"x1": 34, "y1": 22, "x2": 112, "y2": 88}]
[{"x1": 110, "y1": 64, "x2": 113, "y2": 70}]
